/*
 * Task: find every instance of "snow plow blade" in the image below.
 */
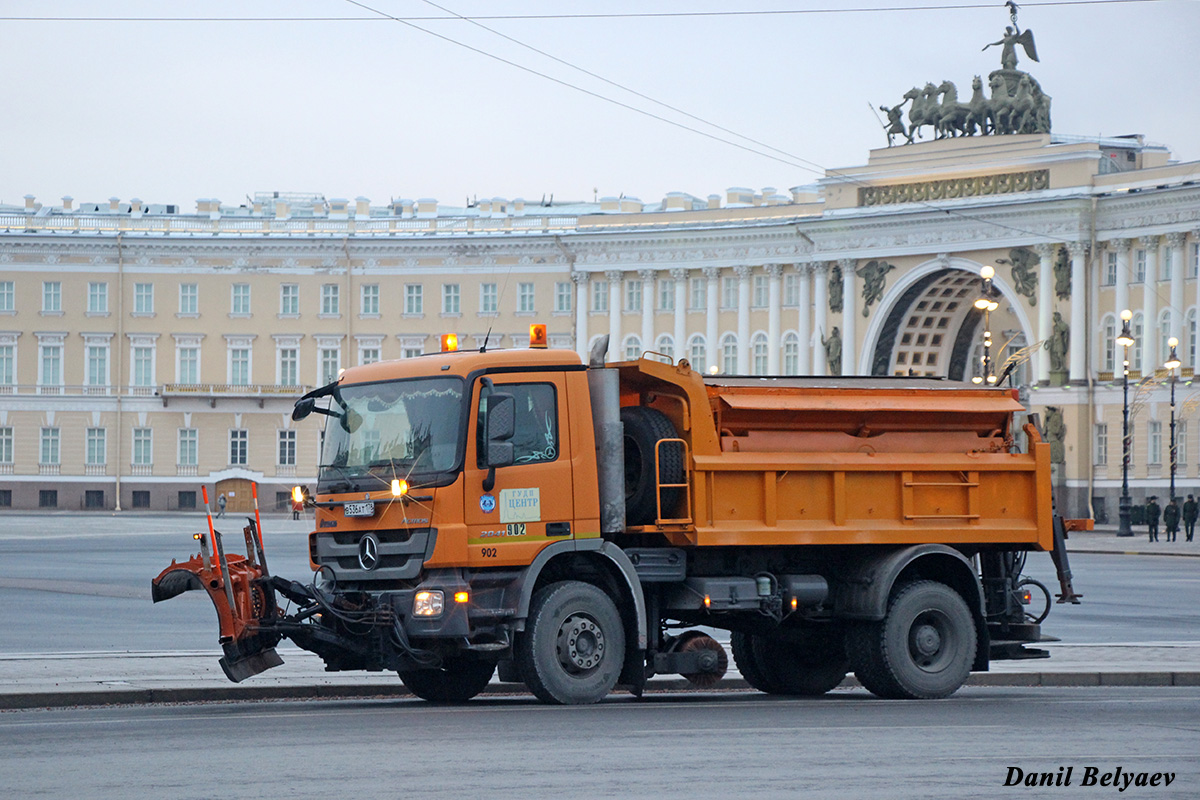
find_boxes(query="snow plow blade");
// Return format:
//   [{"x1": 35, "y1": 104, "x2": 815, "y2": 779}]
[{"x1": 151, "y1": 528, "x2": 284, "y2": 682}]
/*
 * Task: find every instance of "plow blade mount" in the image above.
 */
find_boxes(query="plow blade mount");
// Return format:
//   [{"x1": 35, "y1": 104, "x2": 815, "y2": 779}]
[{"x1": 152, "y1": 546, "x2": 284, "y2": 683}]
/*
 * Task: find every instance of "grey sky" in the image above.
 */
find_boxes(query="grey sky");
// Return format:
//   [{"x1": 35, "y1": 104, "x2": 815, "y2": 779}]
[{"x1": 5, "y1": 0, "x2": 1199, "y2": 208}]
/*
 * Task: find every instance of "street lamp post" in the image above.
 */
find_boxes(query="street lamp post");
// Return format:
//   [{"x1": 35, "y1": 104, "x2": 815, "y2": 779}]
[
  {"x1": 1117, "y1": 309, "x2": 1136, "y2": 537},
  {"x1": 973, "y1": 266, "x2": 1000, "y2": 385},
  {"x1": 1165, "y1": 336, "x2": 1181, "y2": 504}
]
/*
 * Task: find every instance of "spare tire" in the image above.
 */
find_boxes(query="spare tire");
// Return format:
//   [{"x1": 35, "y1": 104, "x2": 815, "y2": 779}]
[{"x1": 620, "y1": 406, "x2": 683, "y2": 525}]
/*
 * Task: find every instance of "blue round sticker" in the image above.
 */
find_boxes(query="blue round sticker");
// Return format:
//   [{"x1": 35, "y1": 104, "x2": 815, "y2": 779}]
[{"x1": 479, "y1": 494, "x2": 496, "y2": 513}]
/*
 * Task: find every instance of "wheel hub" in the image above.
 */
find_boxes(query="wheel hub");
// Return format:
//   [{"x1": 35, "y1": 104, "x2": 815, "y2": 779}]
[
  {"x1": 557, "y1": 614, "x2": 605, "y2": 673},
  {"x1": 911, "y1": 622, "x2": 942, "y2": 659}
]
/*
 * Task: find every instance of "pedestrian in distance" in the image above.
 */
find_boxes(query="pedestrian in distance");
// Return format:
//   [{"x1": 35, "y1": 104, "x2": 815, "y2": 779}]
[
  {"x1": 1183, "y1": 494, "x2": 1198, "y2": 543},
  {"x1": 217, "y1": 493, "x2": 227, "y2": 519},
  {"x1": 1163, "y1": 497, "x2": 1180, "y2": 543},
  {"x1": 1145, "y1": 496, "x2": 1160, "y2": 542}
]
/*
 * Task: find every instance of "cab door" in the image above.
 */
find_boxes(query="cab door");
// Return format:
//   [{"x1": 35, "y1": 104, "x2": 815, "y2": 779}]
[{"x1": 463, "y1": 374, "x2": 574, "y2": 567}]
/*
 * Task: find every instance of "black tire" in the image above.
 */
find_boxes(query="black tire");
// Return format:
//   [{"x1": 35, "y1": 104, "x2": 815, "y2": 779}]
[
  {"x1": 621, "y1": 406, "x2": 683, "y2": 525},
  {"x1": 398, "y1": 657, "x2": 496, "y2": 703},
  {"x1": 516, "y1": 581, "x2": 626, "y2": 705},
  {"x1": 733, "y1": 629, "x2": 849, "y2": 696},
  {"x1": 847, "y1": 580, "x2": 977, "y2": 700}
]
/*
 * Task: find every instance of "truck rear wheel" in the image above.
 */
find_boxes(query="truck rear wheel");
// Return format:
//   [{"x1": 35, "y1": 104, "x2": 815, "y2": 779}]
[
  {"x1": 620, "y1": 406, "x2": 683, "y2": 526},
  {"x1": 847, "y1": 580, "x2": 976, "y2": 700},
  {"x1": 398, "y1": 658, "x2": 497, "y2": 703},
  {"x1": 731, "y1": 630, "x2": 849, "y2": 696},
  {"x1": 516, "y1": 580, "x2": 626, "y2": 705}
]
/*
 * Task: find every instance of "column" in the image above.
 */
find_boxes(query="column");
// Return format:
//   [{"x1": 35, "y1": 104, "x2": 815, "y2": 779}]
[
  {"x1": 812, "y1": 262, "x2": 829, "y2": 376},
  {"x1": 639, "y1": 269, "x2": 655, "y2": 356},
  {"x1": 1036, "y1": 243, "x2": 1056, "y2": 384},
  {"x1": 671, "y1": 268, "x2": 687, "y2": 364},
  {"x1": 1168, "y1": 232, "x2": 1187, "y2": 346},
  {"x1": 606, "y1": 270, "x2": 621, "y2": 362},
  {"x1": 1067, "y1": 242, "x2": 1087, "y2": 382},
  {"x1": 704, "y1": 267, "x2": 719, "y2": 373},
  {"x1": 839, "y1": 258, "x2": 857, "y2": 376},
  {"x1": 1141, "y1": 237, "x2": 1158, "y2": 370},
  {"x1": 572, "y1": 271, "x2": 589, "y2": 360},
  {"x1": 766, "y1": 264, "x2": 782, "y2": 374},
  {"x1": 735, "y1": 265, "x2": 751, "y2": 373},
  {"x1": 796, "y1": 263, "x2": 812, "y2": 374},
  {"x1": 1113, "y1": 238, "x2": 1132, "y2": 320}
]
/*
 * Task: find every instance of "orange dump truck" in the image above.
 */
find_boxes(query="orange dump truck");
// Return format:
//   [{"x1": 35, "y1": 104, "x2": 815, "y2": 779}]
[{"x1": 154, "y1": 334, "x2": 1083, "y2": 704}]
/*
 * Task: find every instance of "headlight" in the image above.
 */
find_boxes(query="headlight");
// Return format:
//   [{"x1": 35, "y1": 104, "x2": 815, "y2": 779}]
[{"x1": 413, "y1": 590, "x2": 444, "y2": 617}]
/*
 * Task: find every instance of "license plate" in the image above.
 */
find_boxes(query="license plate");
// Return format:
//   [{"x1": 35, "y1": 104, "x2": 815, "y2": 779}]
[{"x1": 343, "y1": 501, "x2": 376, "y2": 518}]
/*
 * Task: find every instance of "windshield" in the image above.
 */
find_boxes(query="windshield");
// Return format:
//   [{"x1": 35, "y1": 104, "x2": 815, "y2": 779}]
[{"x1": 318, "y1": 376, "x2": 465, "y2": 493}]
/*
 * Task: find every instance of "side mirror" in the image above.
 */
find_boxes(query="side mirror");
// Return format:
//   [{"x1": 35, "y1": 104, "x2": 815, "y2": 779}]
[
  {"x1": 484, "y1": 393, "x2": 515, "y2": 468},
  {"x1": 292, "y1": 397, "x2": 315, "y2": 421}
]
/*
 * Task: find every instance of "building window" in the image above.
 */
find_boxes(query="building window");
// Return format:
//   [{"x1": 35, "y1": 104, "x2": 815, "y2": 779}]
[
  {"x1": 83, "y1": 490, "x2": 105, "y2": 508},
  {"x1": 624, "y1": 281, "x2": 642, "y2": 313},
  {"x1": 131, "y1": 491, "x2": 150, "y2": 509},
  {"x1": 134, "y1": 282, "x2": 154, "y2": 314},
  {"x1": 280, "y1": 284, "x2": 299, "y2": 316},
  {"x1": 0, "y1": 489, "x2": 10, "y2": 507},
  {"x1": 178, "y1": 490, "x2": 197, "y2": 510},
  {"x1": 1149, "y1": 421, "x2": 1162, "y2": 465},
  {"x1": 1177, "y1": 421, "x2": 1188, "y2": 466},
  {"x1": 0, "y1": 281, "x2": 13, "y2": 312},
  {"x1": 1105, "y1": 252, "x2": 1117, "y2": 286},
  {"x1": 402, "y1": 345, "x2": 422, "y2": 359},
  {"x1": 88, "y1": 282, "x2": 108, "y2": 314},
  {"x1": 480, "y1": 283, "x2": 498, "y2": 314},
  {"x1": 278, "y1": 348, "x2": 298, "y2": 385},
  {"x1": 320, "y1": 347, "x2": 340, "y2": 384},
  {"x1": 0, "y1": 427, "x2": 13, "y2": 464},
  {"x1": 404, "y1": 284, "x2": 423, "y2": 315},
  {"x1": 658, "y1": 279, "x2": 675, "y2": 312},
  {"x1": 1189, "y1": 309, "x2": 1198, "y2": 368},
  {"x1": 86, "y1": 428, "x2": 106, "y2": 467},
  {"x1": 179, "y1": 283, "x2": 198, "y2": 315},
  {"x1": 753, "y1": 275, "x2": 769, "y2": 308},
  {"x1": 721, "y1": 334, "x2": 738, "y2": 373},
  {"x1": 1161, "y1": 247, "x2": 1173, "y2": 282},
  {"x1": 721, "y1": 276, "x2": 738, "y2": 309},
  {"x1": 321, "y1": 284, "x2": 340, "y2": 316},
  {"x1": 784, "y1": 273, "x2": 800, "y2": 308},
  {"x1": 690, "y1": 277, "x2": 706, "y2": 310},
  {"x1": 42, "y1": 281, "x2": 62, "y2": 313},
  {"x1": 554, "y1": 282, "x2": 572, "y2": 313},
  {"x1": 689, "y1": 335, "x2": 706, "y2": 368},
  {"x1": 442, "y1": 284, "x2": 460, "y2": 315},
  {"x1": 133, "y1": 428, "x2": 153, "y2": 466},
  {"x1": 229, "y1": 429, "x2": 248, "y2": 466},
  {"x1": 1191, "y1": 242, "x2": 1199, "y2": 279},
  {"x1": 752, "y1": 332, "x2": 769, "y2": 375},
  {"x1": 133, "y1": 346, "x2": 155, "y2": 387},
  {"x1": 40, "y1": 427, "x2": 60, "y2": 465},
  {"x1": 361, "y1": 284, "x2": 380, "y2": 316},
  {"x1": 655, "y1": 334, "x2": 675, "y2": 361},
  {"x1": 1134, "y1": 249, "x2": 1146, "y2": 283},
  {"x1": 1102, "y1": 316, "x2": 1116, "y2": 373},
  {"x1": 783, "y1": 332, "x2": 800, "y2": 374},
  {"x1": 39, "y1": 490, "x2": 58, "y2": 509},
  {"x1": 0, "y1": 344, "x2": 11, "y2": 387},
  {"x1": 230, "y1": 348, "x2": 250, "y2": 385},
  {"x1": 1160, "y1": 311, "x2": 1173, "y2": 364},
  {"x1": 359, "y1": 347, "x2": 380, "y2": 365},
  {"x1": 278, "y1": 430, "x2": 296, "y2": 466},
  {"x1": 231, "y1": 283, "x2": 251, "y2": 315},
  {"x1": 86, "y1": 345, "x2": 108, "y2": 388},
  {"x1": 178, "y1": 346, "x2": 199, "y2": 384},
  {"x1": 39, "y1": 343, "x2": 62, "y2": 387},
  {"x1": 518, "y1": 282, "x2": 536, "y2": 313},
  {"x1": 1132, "y1": 313, "x2": 1144, "y2": 371},
  {"x1": 178, "y1": 429, "x2": 198, "y2": 467},
  {"x1": 623, "y1": 335, "x2": 642, "y2": 361},
  {"x1": 591, "y1": 281, "x2": 608, "y2": 313}
]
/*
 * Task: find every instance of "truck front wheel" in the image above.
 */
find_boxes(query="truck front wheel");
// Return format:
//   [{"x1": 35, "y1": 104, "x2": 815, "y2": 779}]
[
  {"x1": 398, "y1": 658, "x2": 497, "y2": 703},
  {"x1": 516, "y1": 581, "x2": 626, "y2": 705},
  {"x1": 847, "y1": 580, "x2": 976, "y2": 700},
  {"x1": 731, "y1": 629, "x2": 849, "y2": 696}
]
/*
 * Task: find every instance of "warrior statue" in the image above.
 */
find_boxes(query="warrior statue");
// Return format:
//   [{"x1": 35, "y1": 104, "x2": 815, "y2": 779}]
[
  {"x1": 822, "y1": 327, "x2": 843, "y2": 377},
  {"x1": 983, "y1": 1, "x2": 1039, "y2": 70}
]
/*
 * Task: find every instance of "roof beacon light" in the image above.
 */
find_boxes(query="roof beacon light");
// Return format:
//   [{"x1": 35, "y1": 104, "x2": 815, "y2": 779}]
[
  {"x1": 441, "y1": 333, "x2": 459, "y2": 352},
  {"x1": 529, "y1": 323, "x2": 548, "y2": 349}
]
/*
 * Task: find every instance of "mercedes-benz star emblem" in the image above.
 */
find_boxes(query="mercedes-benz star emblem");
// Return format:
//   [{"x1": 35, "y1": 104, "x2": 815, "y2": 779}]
[{"x1": 358, "y1": 533, "x2": 380, "y2": 571}]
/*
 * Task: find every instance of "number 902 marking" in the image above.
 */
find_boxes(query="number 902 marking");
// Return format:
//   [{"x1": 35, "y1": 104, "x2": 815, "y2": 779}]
[{"x1": 481, "y1": 547, "x2": 498, "y2": 558}]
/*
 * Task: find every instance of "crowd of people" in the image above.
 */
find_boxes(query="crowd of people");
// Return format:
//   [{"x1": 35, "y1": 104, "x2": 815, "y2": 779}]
[{"x1": 1143, "y1": 494, "x2": 1198, "y2": 543}]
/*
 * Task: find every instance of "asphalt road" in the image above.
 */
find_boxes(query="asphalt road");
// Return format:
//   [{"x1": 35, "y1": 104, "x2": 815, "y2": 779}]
[
  {"x1": 0, "y1": 513, "x2": 1196, "y2": 655},
  {"x1": 0, "y1": 687, "x2": 1196, "y2": 799}
]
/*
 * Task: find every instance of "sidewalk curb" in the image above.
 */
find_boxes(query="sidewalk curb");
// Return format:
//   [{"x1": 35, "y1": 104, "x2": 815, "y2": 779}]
[
  {"x1": 1069, "y1": 548, "x2": 1200, "y2": 558},
  {"x1": 4, "y1": 672, "x2": 1199, "y2": 711}
]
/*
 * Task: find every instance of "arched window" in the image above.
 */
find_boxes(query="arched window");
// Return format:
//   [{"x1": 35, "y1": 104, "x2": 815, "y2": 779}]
[
  {"x1": 1101, "y1": 315, "x2": 1116, "y2": 374},
  {"x1": 1132, "y1": 312, "x2": 1145, "y2": 371},
  {"x1": 721, "y1": 333, "x2": 738, "y2": 374},
  {"x1": 751, "y1": 332, "x2": 769, "y2": 375},
  {"x1": 654, "y1": 334, "x2": 675, "y2": 362},
  {"x1": 1159, "y1": 309, "x2": 1173, "y2": 365},
  {"x1": 623, "y1": 335, "x2": 642, "y2": 361},
  {"x1": 1188, "y1": 308, "x2": 1197, "y2": 368},
  {"x1": 783, "y1": 332, "x2": 800, "y2": 375},
  {"x1": 688, "y1": 334, "x2": 707, "y2": 370}
]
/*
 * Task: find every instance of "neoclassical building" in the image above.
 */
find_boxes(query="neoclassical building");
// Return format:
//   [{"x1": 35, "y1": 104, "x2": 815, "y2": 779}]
[{"x1": 2, "y1": 132, "x2": 1199, "y2": 516}]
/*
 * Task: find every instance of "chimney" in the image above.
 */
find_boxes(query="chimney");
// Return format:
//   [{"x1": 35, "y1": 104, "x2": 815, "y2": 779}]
[
  {"x1": 61, "y1": 196, "x2": 74, "y2": 211},
  {"x1": 355, "y1": 196, "x2": 370, "y2": 217},
  {"x1": 416, "y1": 198, "x2": 437, "y2": 218},
  {"x1": 512, "y1": 198, "x2": 526, "y2": 215},
  {"x1": 109, "y1": 196, "x2": 120, "y2": 212},
  {"x1": 130, "y1": 198, "x2": 143, "y2": 215},
  {"x1": 275, "y1": 200, "x2": 289, "y2": 219},
  {"x1": 24, "y1": 194, "x2": 36, "y2": 211},
  {"x1": 707, "y1": 194, "x2": 721, "y2": 210}
]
